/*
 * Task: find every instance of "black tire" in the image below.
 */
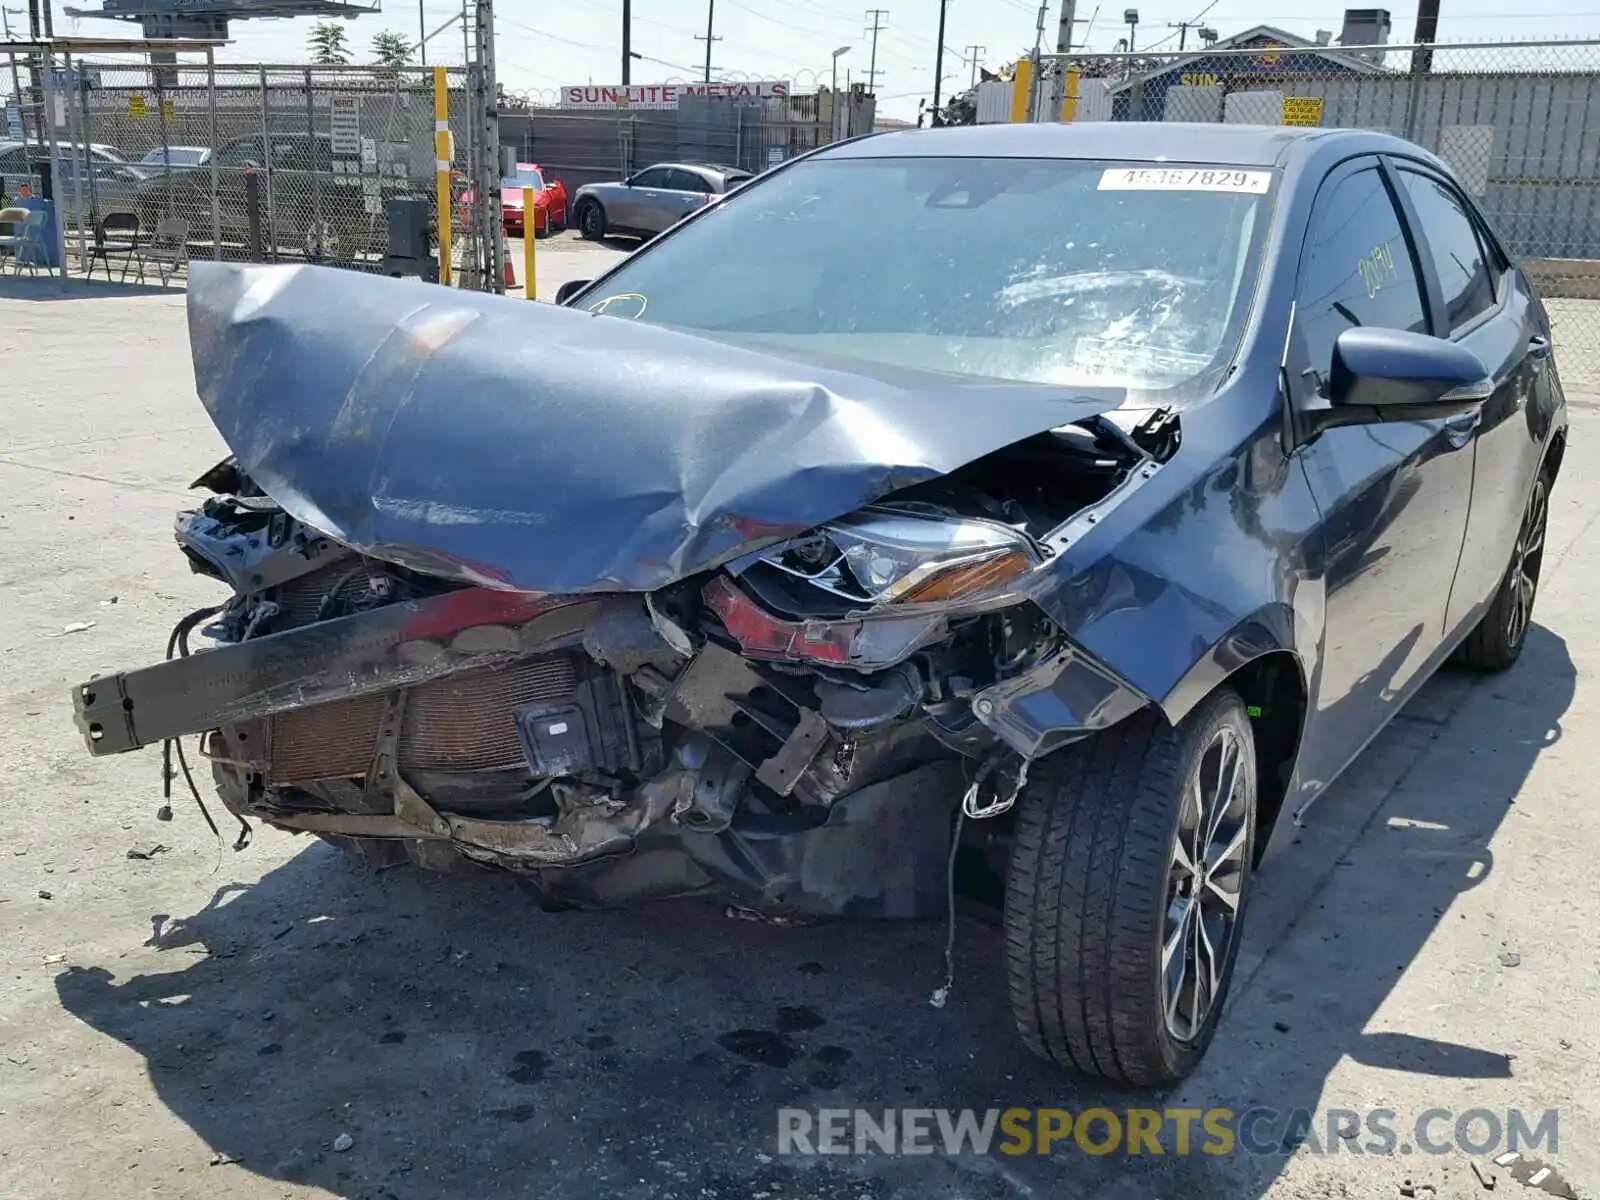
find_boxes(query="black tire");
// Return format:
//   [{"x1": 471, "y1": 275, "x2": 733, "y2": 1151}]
[
  {"x1": 577, "y1": 199, "x2": 606, "y2": 240},
  {"x1": 1455, "y1": 469, "x2": 1551, "y2": 672},
  {"x1": 1004, "y1": 688, "x2": 1258, "y2": 1086}
]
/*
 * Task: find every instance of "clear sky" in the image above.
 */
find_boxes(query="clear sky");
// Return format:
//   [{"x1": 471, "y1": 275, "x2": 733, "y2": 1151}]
[{"x1": 30, "y1": 0, "x2": 1600, "y2": 120}]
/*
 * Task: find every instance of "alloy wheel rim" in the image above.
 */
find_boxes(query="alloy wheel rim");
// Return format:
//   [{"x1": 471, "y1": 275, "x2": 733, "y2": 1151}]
[
  {"x1": 1506, "y1": 478, "x2": 1548, "y2": 648},
  {"x1": 1162, "y1": 726, "x2": 1250, "y2": 1043}
]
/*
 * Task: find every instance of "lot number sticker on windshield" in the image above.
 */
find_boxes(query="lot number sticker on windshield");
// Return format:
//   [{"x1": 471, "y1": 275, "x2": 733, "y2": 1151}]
[{"x1": 1098, "y1": 168, "x2": 1271, "y2": 193}]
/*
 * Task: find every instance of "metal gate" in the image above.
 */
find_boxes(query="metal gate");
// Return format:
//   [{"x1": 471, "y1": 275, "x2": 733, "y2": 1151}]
[{"x1": 3, "y1": 43, "x2": 499, "y2": 288}]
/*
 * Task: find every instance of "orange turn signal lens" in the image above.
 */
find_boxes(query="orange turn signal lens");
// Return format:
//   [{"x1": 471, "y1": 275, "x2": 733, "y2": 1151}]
[{"x1": 895, "y1": 551, "x2": 1031, "y2": 605}]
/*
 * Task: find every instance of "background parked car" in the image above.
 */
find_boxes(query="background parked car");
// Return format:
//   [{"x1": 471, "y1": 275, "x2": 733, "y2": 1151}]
[
  {"x1": 0, "y1": 140, "x2": 148, "y2": 220},
  {"x1": 499, "y1": 162, "x2": 566, "y2": 237},
  {"x1": 133, "y1": 132, "x2": 421, "y2": 262},
  {"x1": 138, "y1": 146, "x2": 212, "y2": 172},
  {"x1": 571, "y1": 161, "x2": 752, "y2": 240},
  {"x1": 455, "y1": 162, "x2": 568, "y2": 238}
]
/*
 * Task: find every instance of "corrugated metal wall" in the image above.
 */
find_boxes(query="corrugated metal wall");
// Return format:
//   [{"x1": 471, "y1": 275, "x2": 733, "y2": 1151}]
[{"x1": 1282, "y1": 71, "x2": 1600, "y2": 261}]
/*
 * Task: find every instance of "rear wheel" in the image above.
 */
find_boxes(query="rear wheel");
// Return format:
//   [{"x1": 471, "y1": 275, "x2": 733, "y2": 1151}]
[
  {"x1": 577, "y1": 199, "x2": 606, "y2": 240},
  {"x1": 1455, "y1": 469, "x2": 1551, "y2": 672},
  {"x1": 1004, "y1": 689, "x2": 1257, "y2": 1085}
]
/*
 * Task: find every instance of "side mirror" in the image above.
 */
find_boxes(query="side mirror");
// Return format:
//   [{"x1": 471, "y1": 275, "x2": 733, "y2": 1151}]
[
  {"x1": 1301, "y1": 327, "x2": 1492, "y2": 439},
  {"x1": 555, "y1": 278, "x2": 592, "y2": 306}
]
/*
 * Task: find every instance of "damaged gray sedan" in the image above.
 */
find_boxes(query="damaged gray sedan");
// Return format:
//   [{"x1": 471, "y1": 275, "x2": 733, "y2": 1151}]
[{"x1": 74, "y1": 123, "x2": 1568, "y2": 1086}]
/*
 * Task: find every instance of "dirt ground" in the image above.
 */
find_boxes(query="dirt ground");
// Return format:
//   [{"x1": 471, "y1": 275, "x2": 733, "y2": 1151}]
[{"x1": 1, "y1": 249, "x2": 1598, "y2": 1200}]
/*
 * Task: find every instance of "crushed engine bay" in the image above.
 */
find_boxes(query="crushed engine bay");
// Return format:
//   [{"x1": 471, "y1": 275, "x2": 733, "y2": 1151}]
[
  {"x1": 75, "y1": 413, "x2": 1171, "y2": 918},
  {"x1": 68, "y1": 262, "x2": 1201, "y2": 917}
]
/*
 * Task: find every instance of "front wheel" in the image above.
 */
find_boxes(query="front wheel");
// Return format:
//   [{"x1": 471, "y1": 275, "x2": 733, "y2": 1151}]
[{"x1": 1004, "y1": 689, "x2": 1257, "y2": 1086}]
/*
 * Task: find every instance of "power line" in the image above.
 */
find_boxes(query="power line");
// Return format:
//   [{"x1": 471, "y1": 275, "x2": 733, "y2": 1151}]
[
  {"x1": 721, "y1": 0, "x2": 854, "y2": 42},
  {"x1": 497, "y1": 16, "x2": 611, "y2": 52}
]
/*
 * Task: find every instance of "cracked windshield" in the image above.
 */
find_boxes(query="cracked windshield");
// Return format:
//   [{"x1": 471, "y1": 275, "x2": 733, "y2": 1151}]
[{"x1": 581, "y1": 155, "x2": 1272, "y2": 394}]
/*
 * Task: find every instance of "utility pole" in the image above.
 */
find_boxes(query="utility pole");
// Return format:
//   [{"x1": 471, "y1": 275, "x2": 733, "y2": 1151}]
[
  {"x1": 621, "y1": 0, "x2": 631, "y2": 82},
  {"x1": 419, "y1": 0, "x2": 427, "y2": 64},
  {"x1": 1045, "y1": 0, "x2": 1075, "y2": 126},
  {"x1": 963, "y1": 43, "x2": 985, "y2": 87},
  {"x1": 695, "y1": 0, "x2": 721, "y2": 83},
  {"x1": 472, "y1": 0, "x2": 503, "y2": 291},
  {"x1": 930, "y1": 0, "x2": 949, "y2": 124},
  {"x1": 864, "y1": 8, "x2": 888, "y2": 92},
  {"x1": 1412, "y1": 0, "x2": 1439, "y2": 76},
  {"x1": 1167, "y1": 20, "x2": 1189, "y2": 50}
]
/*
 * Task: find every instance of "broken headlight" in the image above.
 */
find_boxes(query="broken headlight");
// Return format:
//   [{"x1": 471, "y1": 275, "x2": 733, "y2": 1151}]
[{"x1": 733, "y1": 507, "x2": 1043, "y2": 617}]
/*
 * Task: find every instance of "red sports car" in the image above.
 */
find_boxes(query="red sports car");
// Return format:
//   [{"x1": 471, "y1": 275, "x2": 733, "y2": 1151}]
[{"x1": 500, "y1": 163, "x2": 567, "y2": 237}]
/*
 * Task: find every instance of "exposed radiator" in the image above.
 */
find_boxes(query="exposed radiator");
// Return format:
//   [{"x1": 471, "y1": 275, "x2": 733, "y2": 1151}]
[{"x1": 266, "y1": 654, "x2": 579, "y2": 785}]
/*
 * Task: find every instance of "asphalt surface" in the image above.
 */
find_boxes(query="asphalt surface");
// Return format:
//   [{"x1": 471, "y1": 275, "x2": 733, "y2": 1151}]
[{"x1": 0, "y1": 241, "x2": 1596, "y2": 1200}]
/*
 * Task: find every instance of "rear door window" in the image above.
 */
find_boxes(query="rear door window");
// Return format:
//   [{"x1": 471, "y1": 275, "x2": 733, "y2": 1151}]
[
  {"x1": 630, "y1": 167, "x2": 671, "y2": 189},
  {"x1": 1397, "y1": 169, "x2": 1498, "y2": 333},
  {"x1": 664, "y1": 168, "x2": 709, "y2": 193}
]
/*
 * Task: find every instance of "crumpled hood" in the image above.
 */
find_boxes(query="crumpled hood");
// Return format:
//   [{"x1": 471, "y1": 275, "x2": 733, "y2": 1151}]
[{"x1": 187, "y1": 262, "x2": 1124, "y2": 593}]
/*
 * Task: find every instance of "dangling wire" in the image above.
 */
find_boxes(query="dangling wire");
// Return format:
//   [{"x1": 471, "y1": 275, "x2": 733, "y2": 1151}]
[
  {"x1": 929, "y1": 802, "x2": 966, "y2": 1010},
  {"x1": 931, "y1": 751, "x2": 1031, "y2": 1009},
  {"x1": 160, "y1": 605, "x2": 252, "y2": 852}
]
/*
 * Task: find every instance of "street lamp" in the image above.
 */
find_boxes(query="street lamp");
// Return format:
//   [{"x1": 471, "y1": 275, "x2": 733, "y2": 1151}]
[
  {"x1": 1124, "y1": 8, "x2": 1139, "y2": 53},
  {"x1": 830, "y1": 44, "x2": 851, "y2": 140}
]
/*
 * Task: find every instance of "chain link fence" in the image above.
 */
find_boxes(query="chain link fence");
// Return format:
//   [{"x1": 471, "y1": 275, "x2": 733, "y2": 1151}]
[
  {"x1": 992, "y1": 37, "x2": 1600, "y2": 389},
  {"x1": 3, "y1": 52, "x2": 492, "y2": 285},
  {"x1": 500, "y1": 89, "x2": 873, "y2": 196}
]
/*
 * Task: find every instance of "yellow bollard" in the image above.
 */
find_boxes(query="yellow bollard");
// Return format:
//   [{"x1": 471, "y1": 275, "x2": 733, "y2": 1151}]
[
  {"x1": 433, "y1": 66, "x2": 452, "y2": 286},
  {"x1": 1060, "y1": 68, "x2": 1080, "y2": 123},
  {"x1": 1010, "y1": 58, "x2": 1033, "y2": 122},
  {"x1": 523, "y1": 186, "x2": 537, "y2": 300}
]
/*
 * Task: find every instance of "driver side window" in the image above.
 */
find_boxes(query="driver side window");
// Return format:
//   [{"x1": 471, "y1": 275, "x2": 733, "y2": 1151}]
[
  {"x1": 1296, "y1": 166, "x2": 1427, "y2": 388},
  {"x1": 630, "y1": 167, "x2": 670, "y2": 189}
]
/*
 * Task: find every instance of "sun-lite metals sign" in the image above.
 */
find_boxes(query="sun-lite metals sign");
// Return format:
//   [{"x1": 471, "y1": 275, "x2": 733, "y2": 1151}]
[{"x1": 560, "y1": 81, "x2": 790, "y2": 110}]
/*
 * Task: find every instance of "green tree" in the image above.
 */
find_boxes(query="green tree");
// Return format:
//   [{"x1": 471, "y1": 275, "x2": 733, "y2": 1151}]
[
  {"x1": 308, "y1": 20, "x2": 352, "y2": 66},
  {"x1": 371, "y1": 30, "x2": 415, "y2": 69}
]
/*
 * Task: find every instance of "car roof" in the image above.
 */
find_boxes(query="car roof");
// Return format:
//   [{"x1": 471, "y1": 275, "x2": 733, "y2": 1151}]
[
  {"x1": 819, "y1": 122, "x2": 1413, "y2": 168},
  {"x1": 0, "y1": 139, "x2": 122, "y2": 156}
]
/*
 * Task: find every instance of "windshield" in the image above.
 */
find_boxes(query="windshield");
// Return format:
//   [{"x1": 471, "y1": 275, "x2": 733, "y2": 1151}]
[
  {"x1": 579, "y1": 156, "x2": 1273, "y2": 395},
  {"x1": 503, "y1": 167, "x2": 543, "y2": 191}
]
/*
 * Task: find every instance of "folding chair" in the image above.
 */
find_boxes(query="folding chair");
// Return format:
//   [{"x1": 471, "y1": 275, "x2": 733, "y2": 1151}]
[
  {"x1": 0, "y1": 206, "x2": 24, "y2": 267},
  {"x1": 133, "y1": 217, "x2": 190, "y2": 285},
  {"x1": 89, "y1": 211, "x2": 141, "y2": 282},
  {"x1": 0, "y1": 207, "x2": 48, "y2": 276}
]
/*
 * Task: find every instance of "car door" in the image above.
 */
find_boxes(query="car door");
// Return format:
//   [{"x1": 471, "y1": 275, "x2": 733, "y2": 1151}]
[
  {"x1": 659, "y1": 167, "x2": 713, "y2": 227},
  {"x1": 616, "y1": 166, "x2": 671, "y2": 231},
  {"x1": 1288, "y1": 157, "x2": 1477, "y2": 791},
  {"x1": 1390, "y1": 162, "x2": 1551, "y2": 638}
]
